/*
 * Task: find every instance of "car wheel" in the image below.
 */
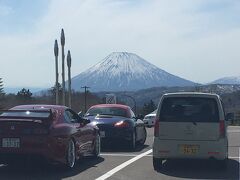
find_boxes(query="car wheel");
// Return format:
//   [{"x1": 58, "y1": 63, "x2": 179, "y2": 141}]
[
  {"x1": 139, "y1": 128, "x2": 147, "y2": 146},
  {"x1": 129, "y1": 131, "x2": 136, "y2": 150},
  {"x1": 92, "y1": 133, "x2": 101, "y2": 158},
  {"x1": 66, "y1": 139, "x2": 76, "y2": 169},
  {"x1": 153, "y1": 157, "x2": 163, "y2": 171}
]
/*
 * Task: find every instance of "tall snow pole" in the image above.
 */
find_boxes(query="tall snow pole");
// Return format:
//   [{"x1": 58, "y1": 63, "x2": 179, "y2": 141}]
[
  {"x1": 54, "y1": 39, "x2": 59, "y2": 105},
  {"x1": 81, "y1": 86, "x2": 90, "y2": 113},
  {"x1": 61, "y1": 28, "x2": 66, "y2": 106},
  {"x1": 67, "y1": 50, "x2": 72, "y2": 108}
]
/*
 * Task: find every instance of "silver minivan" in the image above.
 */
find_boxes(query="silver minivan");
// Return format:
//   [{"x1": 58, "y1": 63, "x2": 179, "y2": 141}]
[{"x1": 153, "y1": 92, "x2": 229, "y2": 170}]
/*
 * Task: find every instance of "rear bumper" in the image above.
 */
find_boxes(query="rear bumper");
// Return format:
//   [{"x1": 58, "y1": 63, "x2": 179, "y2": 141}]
[
  {"x1": 0, "y1": 136, "x2": 59, "y2": 163},
  {"x1": 153, "y1": 138, "x2": 228, "y2": 160},
  {"x1": 0, "y1": 153, "x2": 49, "y2": 164}
]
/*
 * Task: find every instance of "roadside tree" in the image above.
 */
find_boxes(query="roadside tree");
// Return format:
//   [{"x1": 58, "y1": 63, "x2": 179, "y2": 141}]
[{"x1": 17, "y1": 88, "x2": 32, "y2": 101}]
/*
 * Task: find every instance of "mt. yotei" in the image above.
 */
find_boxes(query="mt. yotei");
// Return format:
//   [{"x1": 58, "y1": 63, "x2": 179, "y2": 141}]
[{"x1": 71, "y1": 52, "x2": 195, "y2": 92}]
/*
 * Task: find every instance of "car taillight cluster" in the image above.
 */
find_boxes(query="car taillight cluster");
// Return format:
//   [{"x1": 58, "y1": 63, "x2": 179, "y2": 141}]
[
  {"x1": 219, "y1": 120, "x2": 225, "y2": 138},
  {"x1": 114, "y1": 121, "x2": 129, "y2": 128},
  {"x1": 154, "y1": 118, "x2": 159, "y2": 137}
]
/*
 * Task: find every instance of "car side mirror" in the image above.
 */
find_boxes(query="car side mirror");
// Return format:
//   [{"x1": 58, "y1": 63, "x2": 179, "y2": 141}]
[
  {"x1": 80, "y1": 117, "x2": 91, "y2": 125},
  {"x1": 78, "y1": 111, "x2": 84, "y2": 118}
]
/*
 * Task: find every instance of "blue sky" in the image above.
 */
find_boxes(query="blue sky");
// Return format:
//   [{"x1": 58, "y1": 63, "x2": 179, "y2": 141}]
[
  {"x1": 0, "y1": 0, "x2": 240, "y2": 88},
  {"x1": 0, "y1": 0, "x2": 48, "y2": 34}
]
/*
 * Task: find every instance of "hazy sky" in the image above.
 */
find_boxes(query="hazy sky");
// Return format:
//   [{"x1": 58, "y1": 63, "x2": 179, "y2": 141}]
[{"x1": 0, "y1": 0, "x2": 240, "y2": 88}]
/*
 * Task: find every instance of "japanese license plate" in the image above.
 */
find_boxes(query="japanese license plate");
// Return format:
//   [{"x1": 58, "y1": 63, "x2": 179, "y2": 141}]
[
  {"x1": 2, "y1": 138, "x2": 20, "y2": 148},
  {"x1": 179, "y1": 144, "x2": 199, "y2": 155}
]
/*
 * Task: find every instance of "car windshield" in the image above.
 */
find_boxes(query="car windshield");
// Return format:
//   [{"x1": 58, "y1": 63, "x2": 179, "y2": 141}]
[
  {"x1": 160, "y1": 97, "x2": 219, "y2": 122},
  {"x1": 86, "y1": 107, "x2": 128, "y2": 118}
]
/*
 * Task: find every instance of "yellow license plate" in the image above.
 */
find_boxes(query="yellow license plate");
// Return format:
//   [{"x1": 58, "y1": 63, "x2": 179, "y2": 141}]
[{"x1": 179, "y1": 145, "x2": 199, "y2": 155}]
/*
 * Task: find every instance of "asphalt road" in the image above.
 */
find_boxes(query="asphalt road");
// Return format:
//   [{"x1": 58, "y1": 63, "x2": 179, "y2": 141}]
[{"x1": 0, "y1": 126, "x2": 239, "y2": 180}]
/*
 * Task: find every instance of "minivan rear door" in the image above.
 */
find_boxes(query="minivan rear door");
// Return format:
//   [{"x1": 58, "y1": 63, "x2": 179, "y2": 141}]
[{"x1": 158, "y1": 97, "x2": 220, "y2": 141}]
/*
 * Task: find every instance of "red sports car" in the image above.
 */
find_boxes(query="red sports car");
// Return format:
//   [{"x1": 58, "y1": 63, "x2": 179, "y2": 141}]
[
  {"x1": 0, "y1": 105, "x2": 100, "y2": 168},
  {"x1": 85, "y1": 104, "x2": 147, "y2": 150}
]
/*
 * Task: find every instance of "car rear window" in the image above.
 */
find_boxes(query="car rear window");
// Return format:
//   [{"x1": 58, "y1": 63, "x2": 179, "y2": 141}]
[{"x1": 159, "y1": 97, "x2": 219, "y2": 122}]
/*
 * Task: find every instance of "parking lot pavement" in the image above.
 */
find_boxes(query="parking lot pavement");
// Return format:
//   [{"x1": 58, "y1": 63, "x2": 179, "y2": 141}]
[
  {"x1": 109, "y1": 156, "x2": 239, "y2": 180},
  {"x1": 0, "y1": 126, "x2": 239, "y2": 180},
  {"x1": 97, "y1": 127, "x2": 240, "y2": 180}
]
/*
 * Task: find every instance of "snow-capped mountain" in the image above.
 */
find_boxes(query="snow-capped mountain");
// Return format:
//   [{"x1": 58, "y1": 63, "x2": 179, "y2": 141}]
[
  {"x1": 71, "y1": 52, "x2": 195, "y2": 92},
  {"x1": 211, "y1": 76, "x2": 240, "y2": 85}
]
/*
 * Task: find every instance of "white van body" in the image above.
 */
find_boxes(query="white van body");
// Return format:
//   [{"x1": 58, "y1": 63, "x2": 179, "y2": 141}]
[{"x1": 153, "y1": 92, "x2": 228, "y2": 169}]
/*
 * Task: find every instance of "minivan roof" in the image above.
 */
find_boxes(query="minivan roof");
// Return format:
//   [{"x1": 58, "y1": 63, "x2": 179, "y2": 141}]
[{"x1": 163, "y1": 92, "x2": 220, "y2": 99}]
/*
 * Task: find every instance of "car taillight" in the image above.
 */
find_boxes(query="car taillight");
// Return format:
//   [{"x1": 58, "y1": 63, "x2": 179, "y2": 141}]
[
  {"x1": 154, "y1": 118, "x2": 159, "y2": 137},
  {"x1": 219, "y1": 120, "x2": 225, "y2": 138},
  {"x1": 114, "y1": 121, "x2": 129, "y2": 128}
]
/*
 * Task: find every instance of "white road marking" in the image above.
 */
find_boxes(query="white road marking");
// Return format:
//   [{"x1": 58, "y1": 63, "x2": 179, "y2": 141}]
[
  {"x1": 96, "y1": 149, "x2": 153, "y2": 180},
  {"x1": 101, "y1": 153, "x2": 240, "y2": 159},
  {"x1": 100, "y1": 153, "x2": 152, "y2": 157}
]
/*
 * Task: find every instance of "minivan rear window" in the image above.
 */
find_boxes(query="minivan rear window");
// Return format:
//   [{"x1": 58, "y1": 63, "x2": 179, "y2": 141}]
[{"x1": 160, "y1": 97, "x2": 219, "y2": 122}]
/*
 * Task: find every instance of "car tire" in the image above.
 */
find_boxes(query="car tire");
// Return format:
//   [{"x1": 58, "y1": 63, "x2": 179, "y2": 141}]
[
  {"x1": 153, "y1": 157, "x2": 163, "y2": 171},
  {"x1": 139, "y1": 128, "x2": 147, "y2": 146},
  {"x1": 66, "y1": 139, "x2": 76, "y2": 169},
  {"x1": 92, "y1": 133, "x2": 101, "y2": 158},
  {"x1": 129, "y1": 131, "x2": 136, "y2": 150}
]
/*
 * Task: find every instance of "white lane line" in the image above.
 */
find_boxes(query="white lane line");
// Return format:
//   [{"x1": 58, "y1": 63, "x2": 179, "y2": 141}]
[
  {"x1": 96, "y1": 149, "x2": 153, "y2": 180},
  {"x1": 100, "y1": 153, "x2": 152, "y2": 157},
  {"x1": 101, "y1": 153, "x2": 240, "y2": 159}
]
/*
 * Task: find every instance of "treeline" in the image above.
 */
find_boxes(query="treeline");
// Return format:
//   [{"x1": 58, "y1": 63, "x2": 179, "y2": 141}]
[
  {"x1": 1, "y1": 89, "x2": 157, "y2": 117},
  {"x1": 0, "y1": 88, "x2": 103, "y2": 113}
]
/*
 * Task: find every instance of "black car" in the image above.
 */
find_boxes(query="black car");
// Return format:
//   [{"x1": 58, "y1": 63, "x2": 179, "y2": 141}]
[{"x1": 85, "y1": 104, "x2": 147, "y2": 150}]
